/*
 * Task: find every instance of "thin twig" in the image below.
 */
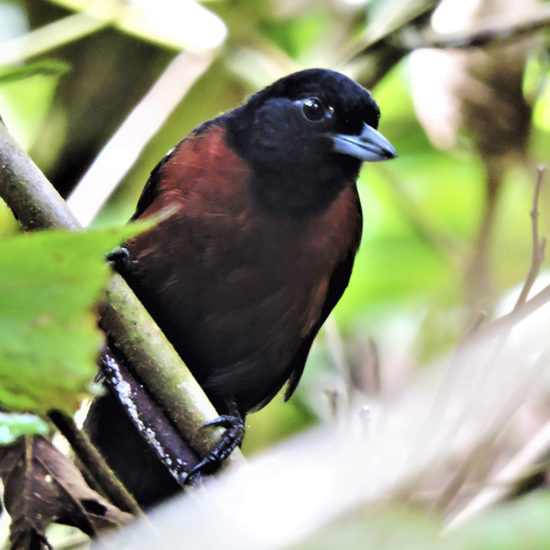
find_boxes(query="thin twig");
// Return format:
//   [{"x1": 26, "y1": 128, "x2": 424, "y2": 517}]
[
  {"x1": 461, "y1": 312, "x2": 488, "y2": 343},
  {"x1": 513, "y1": 164, "x2": 547, "y2": 310},
  {"x1": 399, "y1": 4, "x2": 550, "y2": 50},
  {"x1": 445, "y1": 416, "x2": 550, "y2": 531},
  {"x1": 457, "y1": 166, "x2": 549, "y2": 339},
  {"x1": 432, "y1": 170, "x2": 548, "y2": 510},
  {"x1": 436, "y1": 341, "x2": 550, "y2": 514},
  {"x1": 405, "y1": 185, "x2": 550, "y2": 505},
  {"x1": 346, "y1": 0, "x2": 439, "y2": 87},
  {"x1": 47, "y1": 410, "x2": 142, "y2": 516},
  {"x1": 487, "y1": 283, "x2": 550, "y2": 334},
  {"x1": 435, "y1": 167, "x2": 548, "y2": 514}
]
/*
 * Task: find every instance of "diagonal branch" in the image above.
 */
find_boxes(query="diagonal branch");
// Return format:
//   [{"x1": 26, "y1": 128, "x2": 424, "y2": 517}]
[
  {"x1": 403, "y1": 4, "x2": 550, "y2": 50},
  {"x1": 0, "y1": 118, "x2": 243, "y2": 497}
]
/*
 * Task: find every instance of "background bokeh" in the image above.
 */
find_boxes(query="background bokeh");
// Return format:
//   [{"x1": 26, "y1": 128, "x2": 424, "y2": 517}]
[{"x1": 1, "y1": 0, "x2": 550, "y2": 507}]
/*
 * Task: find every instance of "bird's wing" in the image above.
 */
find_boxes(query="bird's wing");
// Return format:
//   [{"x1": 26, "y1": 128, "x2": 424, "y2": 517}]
[
  {"x1": 130, "y1": 152, "x2": 175, "y2": 221},
  {"x1": 130, "y1": 118, "x2": 222, "y2": 221},
  {"x1": 283, "y1": 247, "x2": 357, "y2": 402}
]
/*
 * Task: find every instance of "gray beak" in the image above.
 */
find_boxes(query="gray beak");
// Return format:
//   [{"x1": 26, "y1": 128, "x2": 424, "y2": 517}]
[{"x1": 330, "y1": 122, "x2": 397, "y2": 162}]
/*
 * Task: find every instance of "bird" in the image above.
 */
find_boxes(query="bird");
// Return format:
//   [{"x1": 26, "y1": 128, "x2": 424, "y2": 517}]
[{"x1": 85, "y1": 68, "x2": 396, "y2": 507}]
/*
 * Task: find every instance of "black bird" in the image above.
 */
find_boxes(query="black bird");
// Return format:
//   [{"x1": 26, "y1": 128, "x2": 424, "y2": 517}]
[{"x1": 86, "y1": 68, "x2": 396, "y2": 506}]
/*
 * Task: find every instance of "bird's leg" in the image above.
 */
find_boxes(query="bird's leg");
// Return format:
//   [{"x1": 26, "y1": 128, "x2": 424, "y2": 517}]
[{"x1": 185, "y1": 400, "x2": 245, "y2": 482}]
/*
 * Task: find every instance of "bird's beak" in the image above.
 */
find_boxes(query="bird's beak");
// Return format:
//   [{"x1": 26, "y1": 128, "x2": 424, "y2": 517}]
[{"x1": 329, "y1": 122, "x2": 397, "y2": 162}]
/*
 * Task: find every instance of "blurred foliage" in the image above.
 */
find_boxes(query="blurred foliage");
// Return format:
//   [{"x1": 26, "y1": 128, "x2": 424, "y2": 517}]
[
  {"x1": 0, "y1": 226, "x2": 140, "y2": 413},
  {"x1": 1, "y1": 0, "x2": 550, "y2": 544},
  {"x1": 293, "y1": 492, "x2": 550, "y2": 550},
  {"x1": 0, "y1": 412, "x2": 49, "y2": 444},
  {"x1": 0, "y1": 0, "x2": 549, "y2": 444}
]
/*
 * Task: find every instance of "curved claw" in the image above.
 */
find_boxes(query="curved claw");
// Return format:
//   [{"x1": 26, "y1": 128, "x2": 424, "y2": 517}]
[
  {"x1": 185, "y1": 414, "x2": 244, "y2": 483},
  {"x1": 106, "y1": 246, "x2": 131, "y2": 271},
  {"x1": 201, "y1": 414, "x2": 241, "y2": 430}
]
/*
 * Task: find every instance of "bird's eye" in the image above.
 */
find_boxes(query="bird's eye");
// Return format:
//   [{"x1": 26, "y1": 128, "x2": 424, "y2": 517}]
[{"x1": 301, "y1": 97, "x2": 333, "y2": 123}]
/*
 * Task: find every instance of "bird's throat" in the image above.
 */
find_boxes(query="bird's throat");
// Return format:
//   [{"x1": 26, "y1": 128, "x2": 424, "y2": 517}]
[{"x1": 248, "y1": 163, "x2": 358, "y2": 218}]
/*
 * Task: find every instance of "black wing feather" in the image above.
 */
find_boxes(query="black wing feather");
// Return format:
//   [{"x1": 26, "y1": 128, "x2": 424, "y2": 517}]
[{"x1": 284, "y1": 247, "x2": 357, "y2": 401}]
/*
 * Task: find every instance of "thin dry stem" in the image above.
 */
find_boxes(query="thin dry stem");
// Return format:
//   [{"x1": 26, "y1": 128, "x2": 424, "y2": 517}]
[
  {"x1": 324, "y1": 317, "x2": 352, "y2": 409},
  {"x1": 365, "y1": 337, "x2": 382, "y2": 397},
  {"x1": 465, "y1": 169, "x2": 501, "y2": 314},
  {"x1": 48, "y1": 411, "x2": 142, "y2": 516},
  {"x1": 513, "y1": 164, "x2": 547, "y2": 310},
  {"x1": 446, "y1": 417, "x2": 550, "y2": 531}
]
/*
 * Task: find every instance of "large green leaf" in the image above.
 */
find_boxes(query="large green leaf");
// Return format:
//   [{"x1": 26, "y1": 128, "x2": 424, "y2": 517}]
[{"x1": 0, "y1": 226, "x2": 140, "y2": 414}]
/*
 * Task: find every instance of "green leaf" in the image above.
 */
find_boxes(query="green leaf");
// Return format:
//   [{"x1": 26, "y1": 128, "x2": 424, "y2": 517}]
[
  {"x1": 0, "y1": 412, "x2": 48, "y2": 444},
  {"x1": 0, "y1": 60, "x2": 70, "y2": 84},
  {"x1": 0, "y1": 226, "x2": 141, "y2": 414}
]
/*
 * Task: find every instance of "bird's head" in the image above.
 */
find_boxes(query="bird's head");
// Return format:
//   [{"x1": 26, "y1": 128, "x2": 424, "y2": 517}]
[{"x1": 225, "y1": 68, "x2": 396, "y2": 217}]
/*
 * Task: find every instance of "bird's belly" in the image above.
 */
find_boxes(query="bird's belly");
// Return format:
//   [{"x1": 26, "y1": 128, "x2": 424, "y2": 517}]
[{"x1": 128, "y1": 238, "x2": 323, "y2": 413}]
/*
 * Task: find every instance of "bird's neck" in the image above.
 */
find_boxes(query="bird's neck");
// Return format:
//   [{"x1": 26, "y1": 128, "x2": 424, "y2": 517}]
[{"x1": 248, "y1": 166, "x2": 355, "y2": 218}]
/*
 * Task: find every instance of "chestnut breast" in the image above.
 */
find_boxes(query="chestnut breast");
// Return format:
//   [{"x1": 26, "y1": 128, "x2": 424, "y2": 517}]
[{"x1": 124, "y1": 124, "x2": 362, "y2": 411}]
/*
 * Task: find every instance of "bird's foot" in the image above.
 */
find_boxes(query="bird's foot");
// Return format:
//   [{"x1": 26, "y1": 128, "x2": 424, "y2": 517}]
[
  {"x1": 106, "y1": 246, "x2": 131, "y2": 271},
  {"x1": 185, "y1": 414, "x2": 244, "y2": 483}
]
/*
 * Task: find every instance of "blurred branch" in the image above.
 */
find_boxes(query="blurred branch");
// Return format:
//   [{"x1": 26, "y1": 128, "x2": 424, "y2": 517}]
[
  {"x1": 0, "y1": 0, "x2": 121, "y2": 66},
  {"x1": 429, "y1": 167, "x2": 549, "y2": 512},
  {"x1": 513, "y1": 165, "x2": 547, "y2": 310},
  {"x1": 402, "y1": 4, "x2": 550, "y2": 50},
  {"x1": 47, "y1": 410, "x2": 142, "y2": 516},
  {"x1": 472, "y1": 167, "x2": 549, "y2": 335},
  {"x1": 408, "y1": 343, "x2": 550, "y2": 513},
  {"x1": 0, "y1": 118, "x2": 243, "y2": 489},
  {"x1": 346, "y1": 0, "x2": 439, "y2": 87},
  {"x1": 0, "y1": 0, "x2": 225, "y2": 66},
  {"x1": 465, "y1": 168, "x2": 501, "y2": 314},
  {"x1": 365, "y1": 338, "x2": 381, "y2": 397},
  {"x1": 324, "y1": 317, "x2": 352, "y2": 409},
  {"x1": 445, "y1": 418, "x2": 550, "y2": 531},
  {"x1": 0, "y1": 116, "x2": 80, "y2": 231},
  {"x1": 67, "y1": 50, "x2": 215, "y2": 227},
  {"x1": 346, "y1": 1, "x2": 550, "y2": 87},
  {"x1": 347, "y1": 0, "x2": 439, "y2": 58},
  {"x1": 488, "y1": 283, "x2": 550, "y2": 335}
]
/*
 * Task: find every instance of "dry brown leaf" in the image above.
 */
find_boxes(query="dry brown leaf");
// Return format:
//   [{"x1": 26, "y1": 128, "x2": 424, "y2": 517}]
[{"x1": 0, "y1": 435, "x2": 133, "y2": 549}]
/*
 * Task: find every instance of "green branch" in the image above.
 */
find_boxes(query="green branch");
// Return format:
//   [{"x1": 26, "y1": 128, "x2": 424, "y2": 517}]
[{"x1": 0, "y1": 119, "x2": 243, "y2": 467}]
